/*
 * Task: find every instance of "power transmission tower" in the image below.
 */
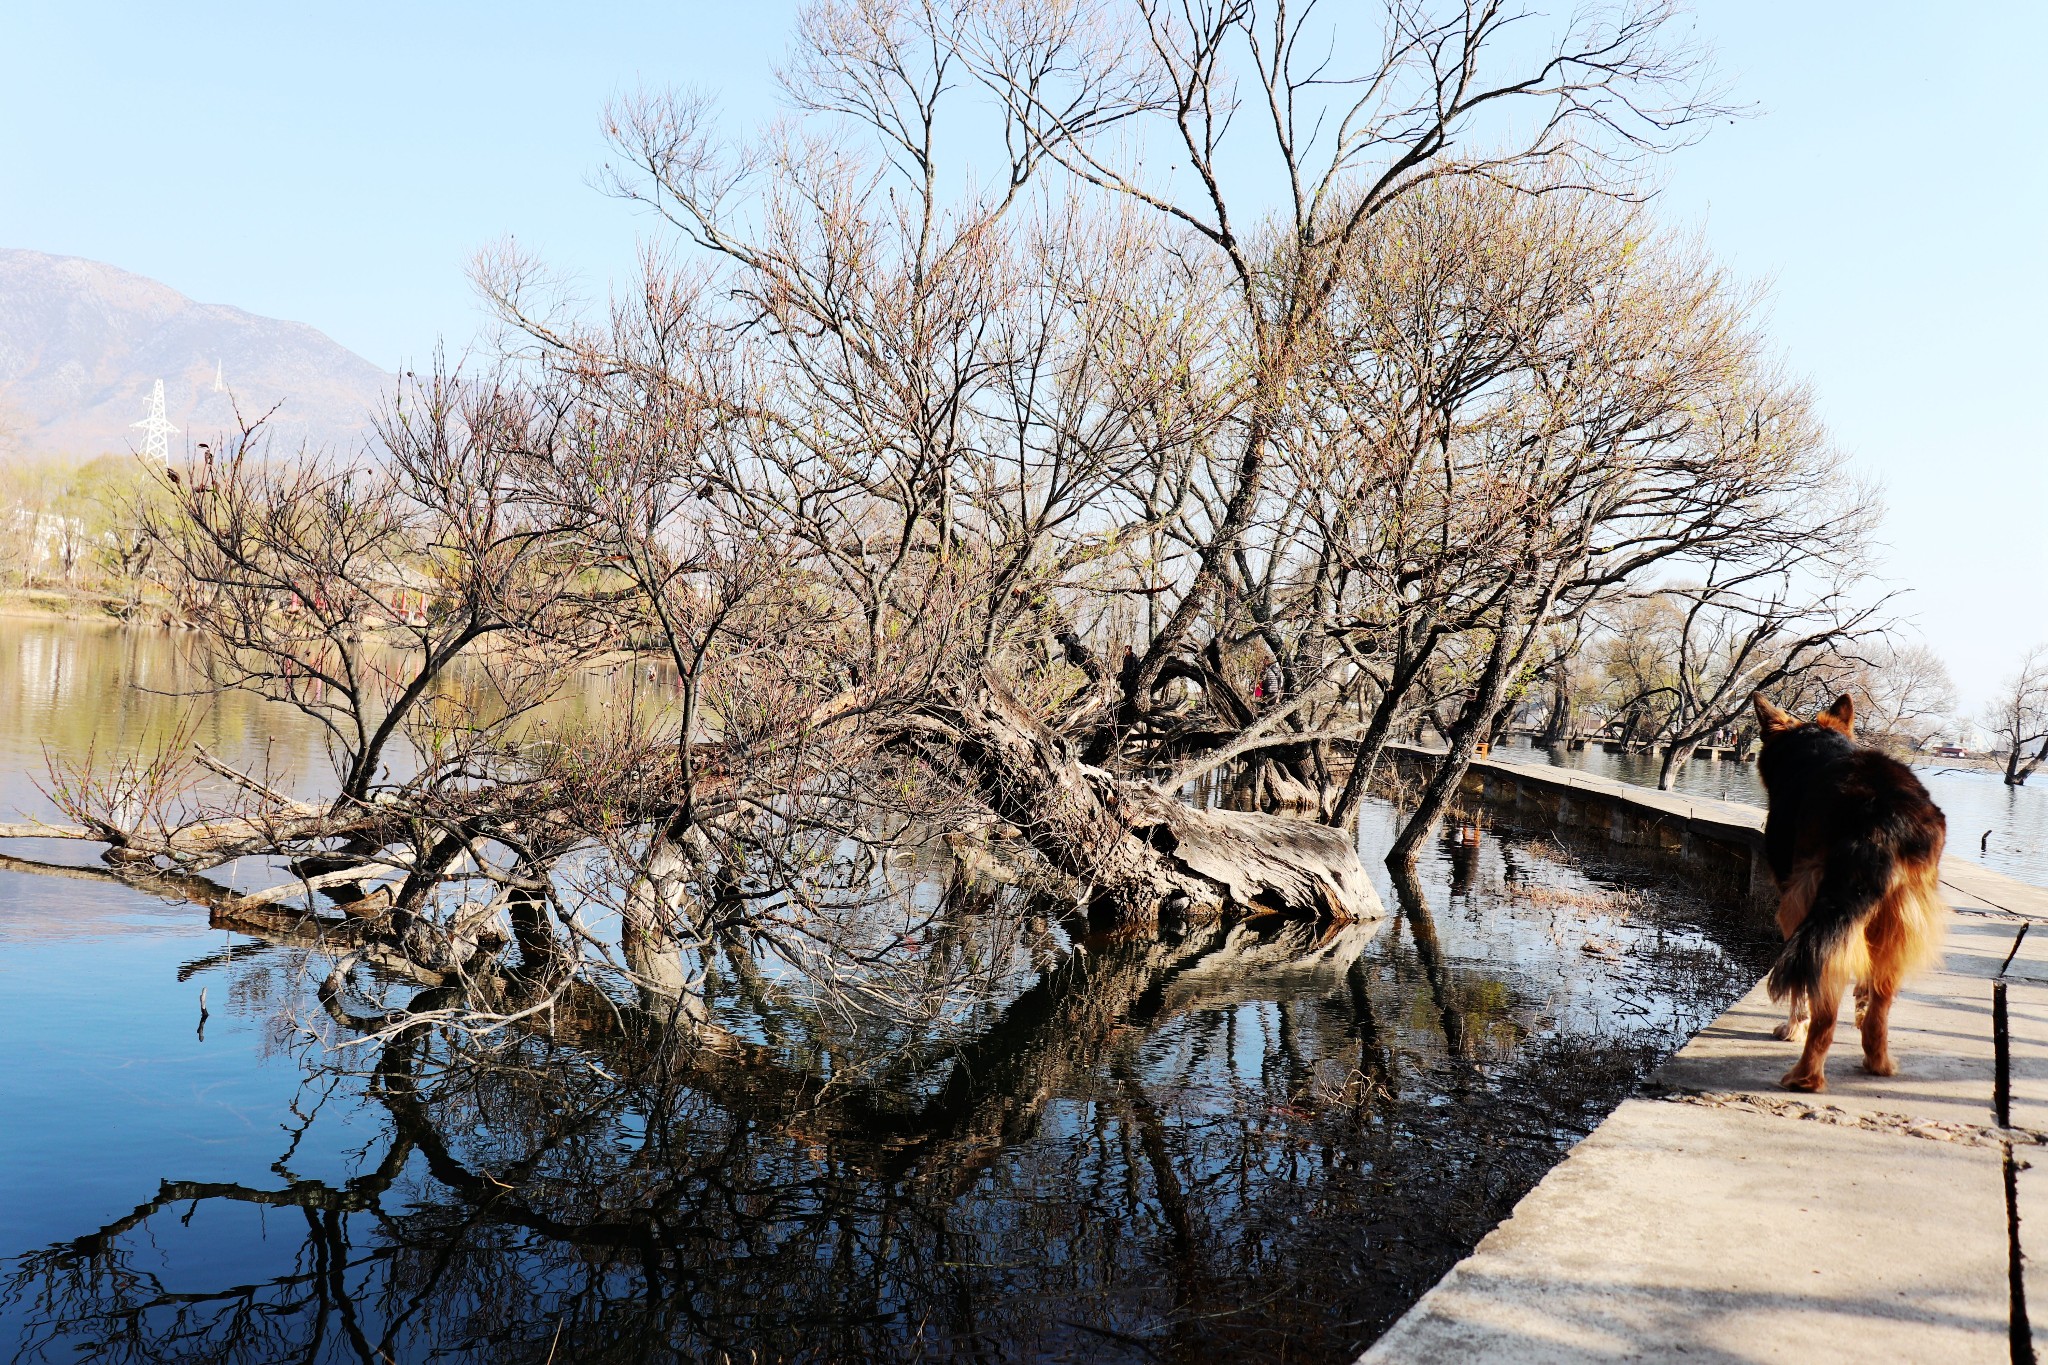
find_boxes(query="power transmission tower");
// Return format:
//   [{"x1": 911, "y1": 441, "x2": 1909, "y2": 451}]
[{"x1": 132, "y1": 379, "x2": 178, "y2": 462}]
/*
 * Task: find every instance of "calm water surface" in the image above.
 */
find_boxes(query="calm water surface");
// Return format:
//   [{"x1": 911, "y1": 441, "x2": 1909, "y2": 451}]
[
  {"x1": 1502, "y1": 737, "x2": 2048, "y2": 887},
  {"x1": 0, "y1": 620, "x2": 1780, "y2": 1363}
]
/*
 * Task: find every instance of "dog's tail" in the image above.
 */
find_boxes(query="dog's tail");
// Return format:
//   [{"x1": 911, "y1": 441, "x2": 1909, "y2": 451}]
[
  {"x1": 1766, "y1": 815, "x2": 1945, "y2": 1004},
  {"x1": 1765, "y1": 836, "x2": 1887, "y2": 1003}
]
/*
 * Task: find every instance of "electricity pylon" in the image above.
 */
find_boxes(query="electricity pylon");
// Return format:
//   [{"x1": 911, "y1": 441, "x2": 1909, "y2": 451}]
[{"x1": 132, "y1": 379, "x2": 178, "y2": 461}]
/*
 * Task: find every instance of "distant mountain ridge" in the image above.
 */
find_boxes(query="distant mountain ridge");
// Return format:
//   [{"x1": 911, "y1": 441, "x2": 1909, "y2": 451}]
[{"x1": 0, "y1": 248, "x2": 393, "y2": 462}]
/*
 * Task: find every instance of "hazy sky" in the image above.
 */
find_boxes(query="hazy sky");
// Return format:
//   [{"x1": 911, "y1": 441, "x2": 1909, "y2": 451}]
[{"x1": 2, "y1": 2, "x2": 2041, "y2": 710}]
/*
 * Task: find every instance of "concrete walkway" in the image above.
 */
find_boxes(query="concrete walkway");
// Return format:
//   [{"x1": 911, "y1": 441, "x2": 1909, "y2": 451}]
[{"x1": 1362, "y1": 763, "x2": 2048, "y2": 1365}]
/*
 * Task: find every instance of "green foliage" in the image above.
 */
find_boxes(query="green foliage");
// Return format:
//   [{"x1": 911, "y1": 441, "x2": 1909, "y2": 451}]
[{"x1": 0, "y1": 453, "x2": 167, "y2": 603}]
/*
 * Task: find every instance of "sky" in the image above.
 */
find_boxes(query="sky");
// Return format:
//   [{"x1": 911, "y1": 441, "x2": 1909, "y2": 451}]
[{"x1": 1, "y1": 2, "x2": 2042, "y2": 711}]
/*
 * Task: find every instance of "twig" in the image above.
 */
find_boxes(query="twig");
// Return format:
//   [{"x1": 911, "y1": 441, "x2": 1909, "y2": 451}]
[{"x1": 194, "y1": 744, "x2": 320, "y2": 814}]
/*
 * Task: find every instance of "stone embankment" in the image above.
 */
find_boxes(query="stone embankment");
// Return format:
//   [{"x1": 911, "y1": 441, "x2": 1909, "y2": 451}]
[
  {"x1": 1382, "y1": 741, "x2": 1781, "y2": 906},
  {"x1": 1363, "y1": 749, "x2": 2046, "y2": 1364}
]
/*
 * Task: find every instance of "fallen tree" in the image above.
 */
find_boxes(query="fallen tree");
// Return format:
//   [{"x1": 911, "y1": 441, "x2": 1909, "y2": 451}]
[{"x1": 5, "y1": 0, "x2": 1769, "y2": 1032}]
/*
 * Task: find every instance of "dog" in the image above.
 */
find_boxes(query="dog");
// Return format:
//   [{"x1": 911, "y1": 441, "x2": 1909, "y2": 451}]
[{"x1": 1750, "y1": 692, "x2": 1947, "y2": 1092}]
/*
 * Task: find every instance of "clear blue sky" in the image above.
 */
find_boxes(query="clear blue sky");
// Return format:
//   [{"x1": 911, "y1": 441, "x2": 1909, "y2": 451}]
[{"x1": 2, "y1": 2, "x2": 2041, "y2": 710}]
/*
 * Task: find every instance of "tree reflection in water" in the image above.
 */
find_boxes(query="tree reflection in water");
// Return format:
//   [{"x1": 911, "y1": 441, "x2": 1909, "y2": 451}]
[{"x1": 1, "y1": 826, "x2": 1776, "y2": 1365}]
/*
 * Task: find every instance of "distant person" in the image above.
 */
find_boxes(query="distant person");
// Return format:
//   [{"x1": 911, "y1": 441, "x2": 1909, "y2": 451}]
[{"x1": 1118, "y1": 644, "x2": 1140, "y2": 697}]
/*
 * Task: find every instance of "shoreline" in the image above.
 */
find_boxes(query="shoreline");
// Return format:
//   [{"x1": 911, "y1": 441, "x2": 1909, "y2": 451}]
[{"x1": 1361, "y1": 757, "x2": 2048, "y2": 1363}]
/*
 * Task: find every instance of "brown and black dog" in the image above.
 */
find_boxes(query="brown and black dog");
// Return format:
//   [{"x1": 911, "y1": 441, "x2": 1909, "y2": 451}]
[{"x1": 1751, "y1": 692, "x2": 1948, "y2": 1092}]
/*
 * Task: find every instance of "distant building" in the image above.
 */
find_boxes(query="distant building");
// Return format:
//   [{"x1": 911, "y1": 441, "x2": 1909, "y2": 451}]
[{"x1": 7, "y1": 506, "x2": 89, "y2": 570}]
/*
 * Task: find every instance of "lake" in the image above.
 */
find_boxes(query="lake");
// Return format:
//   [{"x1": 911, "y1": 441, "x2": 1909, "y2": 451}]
[{"x1": 0, "y1": 619, "x2": 1781, "y2": 1363}]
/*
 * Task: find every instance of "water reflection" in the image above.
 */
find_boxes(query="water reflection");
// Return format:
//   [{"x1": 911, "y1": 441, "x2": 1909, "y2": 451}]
[
  {"x1": 0, "y1": 617, "x2": 678, "y2": 833},
  {"x1": 2, "y1": 857, "x2": 1774, "y2": 1363},
  {"x1": 0, "y1": 621, "x2": 331, "y2": 833},
  {"x1": 0, "y1": 623, "x2": 1783, "y2": 1362}
]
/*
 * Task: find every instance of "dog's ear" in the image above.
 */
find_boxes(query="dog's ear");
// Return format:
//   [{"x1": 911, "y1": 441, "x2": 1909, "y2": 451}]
[
  {"x1": 1817, "y1": 693, "x2": 1855, "y2": 737},
  {"x1": 1752, "y1": 692, "x2": 1796, "y2": 735}
]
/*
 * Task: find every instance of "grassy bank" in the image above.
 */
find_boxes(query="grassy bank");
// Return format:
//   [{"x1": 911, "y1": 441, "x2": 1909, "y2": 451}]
[{"x1": 0, "y1": 587, "x2": 138, "y2": 621}]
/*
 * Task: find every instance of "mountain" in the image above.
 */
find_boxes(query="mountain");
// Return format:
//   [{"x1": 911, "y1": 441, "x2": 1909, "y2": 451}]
[{"x1": 0, "y1": 248, "x2": 393, "y2": 462}]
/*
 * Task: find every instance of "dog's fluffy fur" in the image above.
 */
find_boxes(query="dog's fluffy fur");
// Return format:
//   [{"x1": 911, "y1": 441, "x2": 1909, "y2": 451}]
[{"x1": 1751, "y1": 692, "x2": 1947, "y2": 1092}]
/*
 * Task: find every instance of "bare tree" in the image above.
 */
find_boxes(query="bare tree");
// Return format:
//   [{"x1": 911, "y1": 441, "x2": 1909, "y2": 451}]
[
  {"x1": 1321, "y1": 196, "x2": 1866, "y2": 855},
  {"x1": 1986, "y1": 645, "x2": 2048, "y2": 786},
  {"x1": 1851, "y1": 641, "x2": 1956, "y2": 756},
  {"x1": 1588, "y1": 593, "x2": 1683, "y2": 748},
  {"x1": 1640, "y1": 502, "x2": 1886, "y2": 790},
  {"x1": 958, "y1": 0, "x2": 1723, "y2": 745}
]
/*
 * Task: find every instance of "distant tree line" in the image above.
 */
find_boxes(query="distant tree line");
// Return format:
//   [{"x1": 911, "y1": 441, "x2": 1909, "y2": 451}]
[
  {"x1": 0, "y1": 453, "x2": 161, "y2": 608},
  {"x1": 1522, "y1": 614, "x2": 1955, "y2": 781}
]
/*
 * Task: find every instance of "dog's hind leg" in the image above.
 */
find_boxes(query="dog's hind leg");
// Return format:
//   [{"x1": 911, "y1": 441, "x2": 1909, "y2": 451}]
[
  {"x1": 1781, "y1": 987, "x2": 1839, "y2": 1092},
  {"x1": 1853, "y1": 982, "x2": 1870, "y2": 1030},
  {"x1": 1857, "y1": 885, "x2": 1922, "y2": 1078},
  {"x1": 1858, "y1": 984, "x2": 1897, "y2": 1076},
  {"x1": 1772, "y1": 860, "x2": 1824, "y2": 1045},
  {"x1": 1772, "y1": 989, "x2": 1809, "y2": 1042}
]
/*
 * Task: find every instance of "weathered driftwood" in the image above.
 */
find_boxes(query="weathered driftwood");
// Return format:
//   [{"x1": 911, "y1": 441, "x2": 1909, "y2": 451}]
[
  {"x1": 933, "y1": 673, "x2": 1382, "y2": 923},
  {"x1": 0, "y1": 810, "x2": 385, "y2": 866},
  {"x1": 0, "y1": 822, "x2": 96, "y2": 842},
  {"x1": 0, "y1": 842, "x2": 510, "y2": 988},
  {"x1": 1114, "y1": 785, "x2": 1383, "y2": 919}
]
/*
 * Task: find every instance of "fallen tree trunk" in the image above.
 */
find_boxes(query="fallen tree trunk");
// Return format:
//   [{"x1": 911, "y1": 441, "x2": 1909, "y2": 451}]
[{"x1": 930, "y1": 673, "x2": 1381, "y2": 924}]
